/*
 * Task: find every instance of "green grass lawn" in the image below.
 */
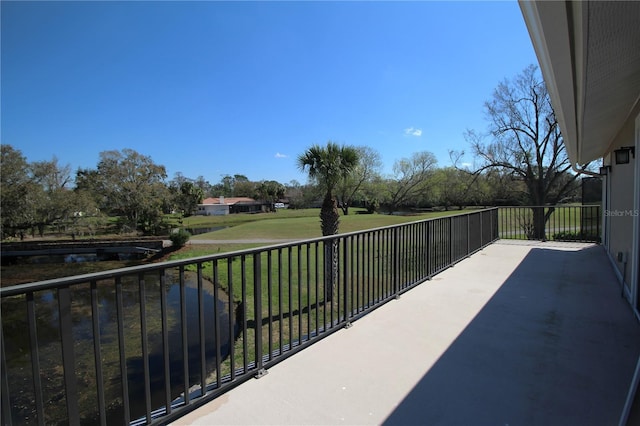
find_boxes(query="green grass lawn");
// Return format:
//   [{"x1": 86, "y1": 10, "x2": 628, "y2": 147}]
[{"x1": 188, "y1": 208, "x2": 479, "y2": 241}]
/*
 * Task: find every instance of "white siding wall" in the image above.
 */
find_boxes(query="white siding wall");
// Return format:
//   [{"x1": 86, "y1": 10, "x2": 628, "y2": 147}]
[{"x1": 603, "y1": 110, "x2": 640, "y2": 308}]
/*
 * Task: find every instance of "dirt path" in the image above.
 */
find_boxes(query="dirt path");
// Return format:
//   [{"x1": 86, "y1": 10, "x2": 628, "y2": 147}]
[{"x1": 187, "y1": 238, "x2": 299, "y2": 244}]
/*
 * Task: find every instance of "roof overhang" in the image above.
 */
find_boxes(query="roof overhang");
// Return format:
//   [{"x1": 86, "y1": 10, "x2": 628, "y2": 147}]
[{"x1": 519, "y1": 1, "x2": 640, "y2": 165}]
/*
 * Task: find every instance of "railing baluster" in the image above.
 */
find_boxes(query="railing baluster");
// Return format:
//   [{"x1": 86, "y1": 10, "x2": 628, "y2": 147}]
[
  {"x1": 58, "y1": 286, "x2": 80, "y2": 426},
  {"x1": 26, "y1": 292, "x2": 45, "y2": 425},
  {"x1": 227, "y1": 259, "x2": 235, "y2": 381},
  {"x1": 297, "y1": 245, "x2": 303, "y2": 344},
  {"x1": 1, "y1": 315, "x2": 12, "y2": 426},
  {"x1": 380, "y1": 228, "x2": 385, "y2": 296},
  {"x1": 267, "y1": 252, "x2": 273, "y2": 360},
  {"x1": 138, "y1": 273, "x2": 152, "y2": 424},
  {"x1": 90, "y1": 281, "x2": 107, "y2": 426},
  {"x1": 253, "y1": 253, "x2": 264, "y2": 376},
  {"x1": 213, "y1": 260, "x2": 222, "y2": 387},
  {"x1": 393, "y1": 227, "x2": 400, "y2": 297},
  {"x1": 159, "y1": 269, "x2": 171, "y2": 414},
  {"x1": 402, "y1": 227, "x2": 408, "y2": 286},
  {"x1": 469, "y1": 214, "x2": 473, "y2": 250},
  {"x1": 336, "y1": 238, "x2": 341, "y2": 323},
  {"x1": 426, "y1": 220, "x2": 432, "y2": 278},
  {"x1": 480, "y1": 208, "x2": 484, "y2": 246},
  {"x1": 368, "y1": 231, "x2": 372, "y2": 303},
  {"x1": 241, "y1": 255, "x2": 248, "y2": 373},
  {"x1": 390, "y1": 228, "x2": 400, "y2": 292},
  {"x1": 356, "y1": 233, "x2": 361, "y2": 312},
  {"x1": 306, "y1": 244, "x2": 312, "y2": 337},
  {"x1": 422, "y1": 221, "x2": 428, "y2": 280},
  {"x1": 385, "y1": 228, "x2": 390, "y2": 297},
  {"x1": 406, "y1": 226, "x2": 412, "y2": 286},
  {"x1": 198, "y1": 263, "x2": 207, "y2": 395},
  {"x1": 278, "y1": 249, "x2": 283, "y2": 352},
  {"x1": 349, "y1": 236, "x2": 355, "y2": 317},
  {"x1": 314, "y1": 242, "x2": 319, "y2": 335},
  {"x1": 333, "y1": 238, "x2": 338, "y2": 326},
  {"x1": 180, "y1": 266, "x2": 190, "y2": 403},
  {"x1": 343, "y1": 237, "x2": 349, "y2": 325},
  {"x1": 288, "y1": 247, "x2": 293, "y2": 346},
  {"x1": 115, "y1": 277, "x2": 130, "y2": 424}
]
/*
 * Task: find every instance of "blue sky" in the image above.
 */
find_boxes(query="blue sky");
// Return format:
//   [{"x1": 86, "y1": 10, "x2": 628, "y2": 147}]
[{"x1": 1, "y1": 1, "x2": 537, "y2": 186}]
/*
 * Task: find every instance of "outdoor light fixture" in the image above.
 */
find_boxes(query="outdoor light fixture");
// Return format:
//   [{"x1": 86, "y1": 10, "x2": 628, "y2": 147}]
[
  {"x1": 599, "y1": 165, "x2": 611, "y2": 176},
  {"x1": 614, "y1": 146, "x2": 635, "y2": 165}
]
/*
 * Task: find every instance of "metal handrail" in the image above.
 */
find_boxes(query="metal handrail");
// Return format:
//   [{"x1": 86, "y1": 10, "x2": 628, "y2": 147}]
[
  {"x1": 1, "y1": 209, "x2": 500, "y2": 425},
  {"x1": 497, "y1": 205, "x2": 601, "y2": 242}
]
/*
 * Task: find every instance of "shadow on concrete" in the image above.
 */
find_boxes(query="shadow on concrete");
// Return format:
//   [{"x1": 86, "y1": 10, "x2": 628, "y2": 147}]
[{"x1": 383, "y1": 245, "x2": 640, "y2": 426}]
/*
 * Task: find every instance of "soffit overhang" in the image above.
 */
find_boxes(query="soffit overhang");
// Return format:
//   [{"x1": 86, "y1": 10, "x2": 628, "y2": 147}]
[{"x1": 519, "y1": 1, "x2": 640, "y2": 165}]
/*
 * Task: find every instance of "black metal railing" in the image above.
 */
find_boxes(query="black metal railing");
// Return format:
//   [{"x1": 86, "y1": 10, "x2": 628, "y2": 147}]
[
  {"x1": 0, "y1": 208, "x2": 498, "y2": 426},
  {"x1": 498, "y1": 205, "x2": 601, "y2": 243}
]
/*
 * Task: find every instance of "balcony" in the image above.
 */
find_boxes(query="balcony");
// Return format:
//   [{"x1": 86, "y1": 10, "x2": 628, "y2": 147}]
[
  {"x1": 2, "y1": 207, "x2": 638, "y2": 425},
  {"x1": 174, "y1": 239, "x2": 640, "y2": 425}
]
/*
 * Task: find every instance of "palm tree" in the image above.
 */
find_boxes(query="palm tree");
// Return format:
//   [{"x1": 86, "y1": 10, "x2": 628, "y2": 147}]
[
  {"x1": 297, "y1": 142, "x2": 359, "y2": 236},
  {"x1": 298, "y1": 142, "x2": 359, "y2": 303}
]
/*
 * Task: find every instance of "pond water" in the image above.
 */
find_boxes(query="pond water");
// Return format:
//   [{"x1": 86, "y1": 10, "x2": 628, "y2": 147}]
[{"x1": 1, "y1": 271, "x2": 235, "y2": 425}]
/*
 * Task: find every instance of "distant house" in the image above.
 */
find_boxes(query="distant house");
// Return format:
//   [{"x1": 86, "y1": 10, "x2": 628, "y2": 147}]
[{"x1": 196, "y1": 196, "x2": 265, "y2": 216}]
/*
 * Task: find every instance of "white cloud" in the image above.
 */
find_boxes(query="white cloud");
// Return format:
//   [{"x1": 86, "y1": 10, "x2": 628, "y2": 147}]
[
  {"x1": 275, "y1": 152, "x2": 288, "y2": 158},
  {"x1": 461, "y1": 162, "x2": 472, "y2": 168},
  {"x1": 404, "y1": 127, "x2": 422, "y2": 137}
]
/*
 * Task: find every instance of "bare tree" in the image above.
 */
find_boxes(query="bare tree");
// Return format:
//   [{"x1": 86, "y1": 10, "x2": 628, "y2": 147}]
[
  {"x1": 383, "y1": 151, "x2": 438, "y2": 213},
  {"x1": 455, "y1": 64, "x2": 585, "y2": 239},
  {"x1": 335, "y1": 146, "x2": 383, "y2": 215}
]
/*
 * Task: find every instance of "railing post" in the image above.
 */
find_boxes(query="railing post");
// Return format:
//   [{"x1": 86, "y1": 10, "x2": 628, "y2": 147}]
[{"x1": 253, "y1": 253, "x2": 267, "y2": 378}]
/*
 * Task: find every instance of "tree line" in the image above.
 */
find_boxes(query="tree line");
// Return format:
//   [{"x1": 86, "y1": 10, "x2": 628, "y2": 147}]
[{"x1": 1, "y1": 65, "x2": 589, "y2": 240}]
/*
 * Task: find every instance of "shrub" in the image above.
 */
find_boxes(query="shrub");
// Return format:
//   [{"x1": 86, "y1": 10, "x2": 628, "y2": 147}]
[
  {"x1": 169, "y1": 229, "x2": 191, "y2": 248},
  {"x1": 552, "y1": 231, "x2": 601, "y2": 243}
]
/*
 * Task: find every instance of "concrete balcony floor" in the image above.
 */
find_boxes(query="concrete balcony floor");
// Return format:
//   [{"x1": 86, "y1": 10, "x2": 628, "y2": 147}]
[{"x1": 173, "y1": 241, "x2": 640, "y2": 426}]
